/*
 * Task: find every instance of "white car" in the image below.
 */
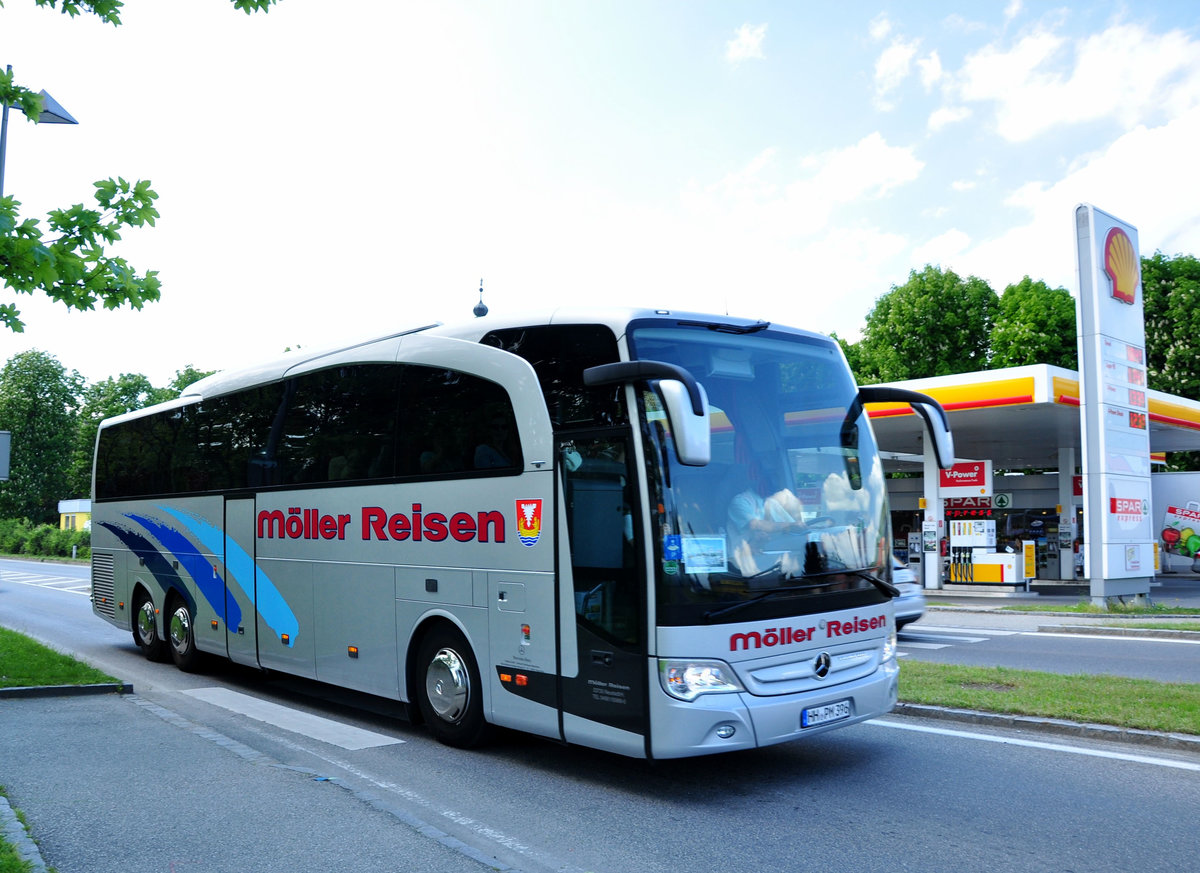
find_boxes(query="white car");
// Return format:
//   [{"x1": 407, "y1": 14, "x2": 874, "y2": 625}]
[{"x1": 891, "y1": 555, "x2": 926, "y2": 630}]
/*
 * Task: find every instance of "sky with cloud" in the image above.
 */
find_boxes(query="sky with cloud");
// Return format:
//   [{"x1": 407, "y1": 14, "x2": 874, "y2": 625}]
[{"x1": 2, "y1": 0, "x2": 1198, "y2": 386}]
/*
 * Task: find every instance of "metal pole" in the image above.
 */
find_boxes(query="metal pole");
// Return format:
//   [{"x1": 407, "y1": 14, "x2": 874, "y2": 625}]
[{"x1": 0, "y1": 64, "x2": 11, "y2": 199}]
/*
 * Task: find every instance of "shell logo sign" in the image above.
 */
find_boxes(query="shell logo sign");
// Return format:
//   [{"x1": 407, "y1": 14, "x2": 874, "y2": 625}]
[{"x1": 1104, "y1": 227, "x2": 1140, "y2": 305}]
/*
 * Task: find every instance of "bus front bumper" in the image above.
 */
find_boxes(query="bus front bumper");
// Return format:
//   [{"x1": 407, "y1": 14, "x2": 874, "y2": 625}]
[{"x1": 647, "y1": 657, "x2": 899, "y2": 759}]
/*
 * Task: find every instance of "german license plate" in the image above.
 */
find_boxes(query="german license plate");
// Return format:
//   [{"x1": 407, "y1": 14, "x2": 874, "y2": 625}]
[{"x1": 801, "y1": 699, "x2": 851, "y2": 728}]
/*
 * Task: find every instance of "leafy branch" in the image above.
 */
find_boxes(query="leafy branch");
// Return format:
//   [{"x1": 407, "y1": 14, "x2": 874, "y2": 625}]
[{"x1": 0, "y1": 0, "x2": 279, "y2": 332}]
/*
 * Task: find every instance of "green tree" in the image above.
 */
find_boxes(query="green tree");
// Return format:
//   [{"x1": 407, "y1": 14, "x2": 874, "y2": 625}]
[
  {"x1": 0, "y1": 0, "x2": 279, "y2": 332},
  {"x1": 1142, "y1": 251, "x2": 1200, "y2": 471},
  {"x1": 852, "y1": 265, "x2": 999, "y2": 383},
  {"x1": 163, "y1": 363, "x2": 214, "y2": 396},
  {"x1": 0, "y1": 350, "x2": 82, "y2": 522},
  {"x1": 1143, "y1": 251, "x2": 1200, "y2": 400},
  {"x1": 989, "y1": 276, "x2": 1077, "y2": 370}
]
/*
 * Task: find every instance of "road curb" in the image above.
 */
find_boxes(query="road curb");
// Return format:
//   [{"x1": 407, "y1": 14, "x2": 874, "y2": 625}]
[
  {"x1": 893, "y1": 702, "x2": 1200, "y2": 753},
  {"x1": 0, "y1": 683, "x2": 133, "y2": 700},
  {"x1": 0, "y1": 793, "x2": 48, "y2": 873}
]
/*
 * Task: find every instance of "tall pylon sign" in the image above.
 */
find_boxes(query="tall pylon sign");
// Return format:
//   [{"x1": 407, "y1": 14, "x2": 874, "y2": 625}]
[{"x1": 1074, "y1": 203, "x2": 1153, "y2": 604}]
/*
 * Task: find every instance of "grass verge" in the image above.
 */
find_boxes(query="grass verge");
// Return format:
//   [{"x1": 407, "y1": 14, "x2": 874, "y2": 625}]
[
  {"x1": 998, "y1": 600, "x2": 1200, "y2": 615},
  {"x1": 899, "y1": 660, "x2": 1200, "y2": 735},
  {"x1": 0, "y1": 626, "x2": 117, "y2": 689},
  {"x1": 0, "y1": 787, "x2": 38, "y2": 873}
]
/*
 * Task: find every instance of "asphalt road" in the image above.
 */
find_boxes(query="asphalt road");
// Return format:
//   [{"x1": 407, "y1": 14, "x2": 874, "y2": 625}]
[
  {"x1": 3, "y1": 558, "x2": 1200, "y2": 873},
  {"x1": 899, "y1": 619, "x2": 1200, "y2": 681}
]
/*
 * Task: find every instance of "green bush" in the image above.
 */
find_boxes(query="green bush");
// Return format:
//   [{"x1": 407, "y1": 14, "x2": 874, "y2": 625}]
[{"x1": 0, "y1": 518, "x2": 89, "y2": 559}]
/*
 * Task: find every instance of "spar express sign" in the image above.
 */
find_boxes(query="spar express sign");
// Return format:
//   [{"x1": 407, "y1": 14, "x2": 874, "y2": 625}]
[{"x1": 256, "y1": 500, "x2": 544, "y2": 547}]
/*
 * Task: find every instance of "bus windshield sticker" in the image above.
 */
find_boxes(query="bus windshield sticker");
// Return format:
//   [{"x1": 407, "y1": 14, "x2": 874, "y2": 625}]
[{"x1": 682, "y1": 536, "x2": 727, "y2": 573}]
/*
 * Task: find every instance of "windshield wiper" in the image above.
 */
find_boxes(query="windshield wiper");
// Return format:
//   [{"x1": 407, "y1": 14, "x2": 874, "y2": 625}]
[
  {"x1": 845, "y1": 569, "x2": 900, "y2": 599},
  {"x1": 799, "y1": 566, "x2": 900, "y2": 598},
  {"x1": 702, "y1": 568, "x2": 899, "y2": 623},
  {"x1": 703, "y1": 581, "x2": 835, "y2": 622}
]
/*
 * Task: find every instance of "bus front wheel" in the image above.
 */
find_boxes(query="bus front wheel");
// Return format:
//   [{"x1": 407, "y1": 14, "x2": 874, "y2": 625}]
[
  {"x1": 167, "y1": 598, "x2": 201, "y2": 673},
  {"x1": 132, "y1": 590, "x2": 167, "y2": 662},
  {"x1": 416, "y1": 625, "x2": 491, "y2": 749}
]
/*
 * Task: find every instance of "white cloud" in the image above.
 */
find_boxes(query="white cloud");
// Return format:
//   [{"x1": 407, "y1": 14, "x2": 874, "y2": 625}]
[
  {"x1": 917, "y1": 50, "x2": 944, "y2": 90},
  {"x1": 868, "y1": 13, "x2": 892, "y2": 42},
  {"x1": 945, "y1": 105, "x2": 1200, "y2": 292},
  {"x1": 726, "y1": 23, "x2": 767, "y2": 65},
  {"x1": 912, "y1": 228, "x2": 972, "y2": 268},
  {"x1": 1003, "y1": 0, "x2": 1023, "y2": 23},
  {"x1": 951, "y1": 179, "x2": 977, "y2": 192},
  {"x1": 928, "y1": 105, "x2": 972, "y2": 131},
  {"x1": 954, "y1": 22, "x2": 1200, "y2": 142},
  {"x1": 873, "y1": 37, "x2": 921, "y2": 109},
  {"x1": 799, "y1": 133, "x2": 924, "y2": 202},
  {"x1": 680, "y1": 133, "x2": 923, "y2": 266}
]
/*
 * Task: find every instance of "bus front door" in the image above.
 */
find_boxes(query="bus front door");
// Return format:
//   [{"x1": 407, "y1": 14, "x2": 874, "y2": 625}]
[{"x1": 558, "y1": 435, "x2": 649, "y2": 757}]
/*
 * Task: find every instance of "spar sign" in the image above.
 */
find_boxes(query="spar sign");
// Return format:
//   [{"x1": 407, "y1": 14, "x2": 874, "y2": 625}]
[{"x1": 938, "y1": 460, "x2": 992, "y2": 498}]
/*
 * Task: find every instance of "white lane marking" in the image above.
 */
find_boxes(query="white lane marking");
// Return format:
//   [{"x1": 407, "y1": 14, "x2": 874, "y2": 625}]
[
  {"x1": 896, "y1": 641, "x2": 952, "y2": 650},
  {"x1": 0, "y1": 570, "x2": 90, "y2": 595},
  {"x1": 1036, "y1": 631, "x2": 1200, "y2": 646},
  {"x1": 912, "y1": 625, "x2": 1021, "y2": 636},
  {"x1": 871, "y1": 718, "x2": 1200, "y2": 772},
  {"x1": 181, "y1": 687, "x2": 404, "y2": 750}
]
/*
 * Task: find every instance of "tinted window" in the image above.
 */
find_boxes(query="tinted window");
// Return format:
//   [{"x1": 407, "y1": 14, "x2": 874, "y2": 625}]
[
  {"x1": 398, "y1": 365, "x2": 522, "y2": 476},
  {"x1": 274, "y1": 365, "x2": 401, "y2": 485},
  {"x1": 95, "y1": 363, "x2": 522, "y2": 499},
  {"x1": 482, "y1": 325, "x2": 624, "y2": 430}
]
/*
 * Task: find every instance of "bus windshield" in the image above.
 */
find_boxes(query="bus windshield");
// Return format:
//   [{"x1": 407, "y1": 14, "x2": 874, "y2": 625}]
[{"x1": 629, "y1": 321, "x2": 890, "y2": 626}]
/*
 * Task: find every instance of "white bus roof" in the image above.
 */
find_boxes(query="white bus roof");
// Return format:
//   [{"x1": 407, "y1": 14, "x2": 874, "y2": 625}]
[{"x1": 178, "y1": 306, "x2": 814, "y2": 401}]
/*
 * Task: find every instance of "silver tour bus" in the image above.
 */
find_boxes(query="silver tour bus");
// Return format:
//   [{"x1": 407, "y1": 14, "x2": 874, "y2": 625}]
[{"x1": 90, "y1": 307, "x2": 952, "y2": 758}]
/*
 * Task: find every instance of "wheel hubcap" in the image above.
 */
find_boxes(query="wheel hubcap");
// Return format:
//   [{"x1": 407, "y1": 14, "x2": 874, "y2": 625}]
[
  {"x1": 169, "y1": 606, "x2": 191, "y2": 653},
  {"x1": 425, "y1": 648, "x2": 469, "y2": 723},
  {"x1": 136, "y1": 602, "x2": 156, "y2": 643}
]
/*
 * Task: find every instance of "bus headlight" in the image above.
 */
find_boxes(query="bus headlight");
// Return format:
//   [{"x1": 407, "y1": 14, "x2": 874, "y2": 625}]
[
  {"x1": 659, "y1": 659, "x2": 744, "y2": 702},
  {"x1": 882, "y1": 627, "x2": 898, "y2": 662}
]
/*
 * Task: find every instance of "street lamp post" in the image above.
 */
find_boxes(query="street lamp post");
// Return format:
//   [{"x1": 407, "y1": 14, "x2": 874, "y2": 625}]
[{"x1": 0, "y1": 64, "x2": 78, "y2": 198}]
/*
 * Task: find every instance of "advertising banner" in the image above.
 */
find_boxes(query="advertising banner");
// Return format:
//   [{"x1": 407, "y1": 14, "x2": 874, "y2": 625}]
[
  {"x1": 1152, "y1": 472, "x2": 1200, "y2": 573},
  {"x1": 938, "y1": 460, "x2": 993, "y2": 498}
]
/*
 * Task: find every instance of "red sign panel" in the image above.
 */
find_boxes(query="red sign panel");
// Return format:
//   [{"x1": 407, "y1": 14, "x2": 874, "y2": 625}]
[
  {"x1": 1109, "y1": 497, "x2": 1145, "y2": 517},
  {"x1": 939, "y1": 463, "x2": 988, "y2": 489}
]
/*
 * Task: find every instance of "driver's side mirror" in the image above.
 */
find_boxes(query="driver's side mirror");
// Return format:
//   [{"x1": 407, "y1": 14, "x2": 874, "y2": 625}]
[
  {"x1": 583, "y1": 360, "x2": 712, "y2": 466},
  {"x1": 857, "y1": 386, "x2": 955, "y2": 469}
]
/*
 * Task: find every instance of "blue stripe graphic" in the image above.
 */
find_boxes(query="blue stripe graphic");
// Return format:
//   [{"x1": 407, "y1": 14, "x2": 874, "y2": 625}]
[
  {"x1": 158, "y1": 506, "x2": 298, "y2": 647},
  {"x1": 127, "y1": 512, "x2": 239, "y2": 630}
]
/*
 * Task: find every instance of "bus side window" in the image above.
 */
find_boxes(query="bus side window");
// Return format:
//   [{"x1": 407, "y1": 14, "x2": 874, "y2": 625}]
[{"x1": 399, "y1": 366, "x2": 522, "y2": 478}]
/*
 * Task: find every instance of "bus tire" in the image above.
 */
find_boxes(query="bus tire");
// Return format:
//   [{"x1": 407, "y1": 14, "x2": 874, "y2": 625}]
[
  {"x1": 132, "y1": 589, "x2": 167, "y2": 662},
  {"x1": 416, "y1": 624, "x2": 491, "y2": 749},
  {"x1": 167, "y1": 596, "x2": 201, "y2": 673}
]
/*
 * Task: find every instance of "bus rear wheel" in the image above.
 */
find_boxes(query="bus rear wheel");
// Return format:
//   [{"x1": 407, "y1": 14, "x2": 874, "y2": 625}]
[
  {"x1": 416, "y1": 625, "x2": 491, "y2": 749},
  {"x1": 167, "y1": 597, "x2": 201, "y2": 672},
  {"x1": 132, "y1": 591, "x2": 168, "y2": 662}
]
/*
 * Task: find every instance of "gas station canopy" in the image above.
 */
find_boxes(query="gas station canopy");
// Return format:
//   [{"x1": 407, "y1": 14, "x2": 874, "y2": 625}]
[{"x1": 864, "y1": 364, "x2": 1200, "y2": 472}]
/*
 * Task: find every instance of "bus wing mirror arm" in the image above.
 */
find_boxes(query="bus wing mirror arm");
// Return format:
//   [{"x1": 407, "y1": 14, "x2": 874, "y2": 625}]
[
  {"x1": 857, "y1": 386, "x2": 955, "y2": 470},
  {"x1": 583, "y1": 361, "x2": 711, "y2": 466}
]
